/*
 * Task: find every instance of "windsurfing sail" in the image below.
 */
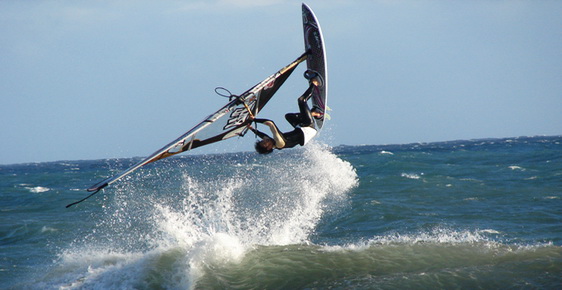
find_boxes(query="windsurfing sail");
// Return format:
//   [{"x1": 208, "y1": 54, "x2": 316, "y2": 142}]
[{"x1": 66, "y1": 53, "x2": 307, "y2": 207}]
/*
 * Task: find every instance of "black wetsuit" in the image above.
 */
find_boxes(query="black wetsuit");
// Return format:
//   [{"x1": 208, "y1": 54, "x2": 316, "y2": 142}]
[
  {"x1": 251, "y1": 84, "x2": 316, "y2": 149},
  {"x1": 252, "y1": 118, "x2": 306, "y2": 148}
]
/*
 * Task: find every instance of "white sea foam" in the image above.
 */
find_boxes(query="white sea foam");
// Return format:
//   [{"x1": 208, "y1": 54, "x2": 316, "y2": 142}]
[
  {"x1": 370, "y1": 228, "x2": 489, "y2": 245},
  {"x1": 401, "y1": 173, "x2": 421, "y2": 180},
  {"x1": 479, "y1": 229, "x2": 501, "y2": 234},
  {"x1": 52, "y1": 142, "x2": 358, "y2": 289},
  {"x1": 26, "y1": 186, "x2": 50, "y2": 193},
  {"x1": 51, "y1": 248, "x2": 150, "y2": 289},
  {"x1": 321, "y1": 227, "x2": 497, "y2": 253},
  {"x1": 168, "y1": 142, "x2": 355, "y2": 285},
  {"x1": 41, "y1": 226, "x2": 58, "y2": 233},
  {"x1": 508, "y1": 165, "x2": 525, "y2": 171}
]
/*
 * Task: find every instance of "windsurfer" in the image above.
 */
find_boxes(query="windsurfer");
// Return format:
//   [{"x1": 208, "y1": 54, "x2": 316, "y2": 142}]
[{"x1": 248, "y1": 71, "x2": 323, "y2": 154}]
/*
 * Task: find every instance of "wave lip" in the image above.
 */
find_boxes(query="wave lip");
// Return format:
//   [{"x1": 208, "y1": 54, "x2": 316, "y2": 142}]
[{"x1": 194, "y1": 228, "x2": 562, "y2": 289}]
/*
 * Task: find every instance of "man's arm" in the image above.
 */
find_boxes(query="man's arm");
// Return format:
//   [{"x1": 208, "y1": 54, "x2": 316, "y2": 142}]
[
  {"x1": 251, "y1": 118, "x2": 286, "y2": 148},
  {"x1": 248, "y1": 126, "x2": 270, "y2": 139}
]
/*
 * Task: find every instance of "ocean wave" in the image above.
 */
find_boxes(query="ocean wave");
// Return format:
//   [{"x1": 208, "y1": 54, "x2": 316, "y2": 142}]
[
  {"x1": 32, "y1": 228, "x2": 562, "y2": 290},
  {"x1": 193, "y1": 232, "x2": 562, "y2": 289},
  {"x1": 37, "y1": 143, "x2": 359, "y2": 289},
  {"x1": 14, "y1": 136, "x2": 561, "y2": 289}
]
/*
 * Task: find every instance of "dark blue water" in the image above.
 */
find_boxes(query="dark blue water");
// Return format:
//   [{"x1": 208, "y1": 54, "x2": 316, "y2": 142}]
[{"x1": 1, "y1": 136, "x2": 561, "y2": 289}]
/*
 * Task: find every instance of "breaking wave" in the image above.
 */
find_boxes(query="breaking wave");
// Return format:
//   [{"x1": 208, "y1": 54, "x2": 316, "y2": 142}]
[{"x1": 38, "y1": 143, "x2": 359, "y2": 289}]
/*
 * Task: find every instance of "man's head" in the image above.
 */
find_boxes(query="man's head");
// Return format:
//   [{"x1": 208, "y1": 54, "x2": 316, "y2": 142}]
[{"x1": 255, "y1": 138, "x2": 275, "y2": 154}]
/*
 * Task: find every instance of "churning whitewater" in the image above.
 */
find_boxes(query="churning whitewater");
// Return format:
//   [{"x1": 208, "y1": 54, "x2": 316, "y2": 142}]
[{"x1": 39, "y1": 143, "x2": 357, "y2": 289}]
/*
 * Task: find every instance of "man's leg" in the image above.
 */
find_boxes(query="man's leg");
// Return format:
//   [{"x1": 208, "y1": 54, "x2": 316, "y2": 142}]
[
  {"x1": 285, "y1": 113, "x2": 302, "y2": 128},
  {"x1": 296, "y1": 83, "x2": 315, "y2": 127}
]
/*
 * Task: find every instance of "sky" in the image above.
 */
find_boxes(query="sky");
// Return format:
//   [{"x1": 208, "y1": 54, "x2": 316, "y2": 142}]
[{"x1": 1, "y1": 0, "x2": 561, "y2": 164}]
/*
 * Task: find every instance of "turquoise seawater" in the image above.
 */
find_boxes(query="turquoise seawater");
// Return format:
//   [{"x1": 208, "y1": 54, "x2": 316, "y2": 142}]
[{"x1": 1, "y1": 136, "x2": 561, "y2": 289}]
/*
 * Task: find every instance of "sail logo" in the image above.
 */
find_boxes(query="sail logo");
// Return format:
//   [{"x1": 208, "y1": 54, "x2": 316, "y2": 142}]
[{"x1": 224, "y1": 106, "x2": 250, "y2": 130}]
